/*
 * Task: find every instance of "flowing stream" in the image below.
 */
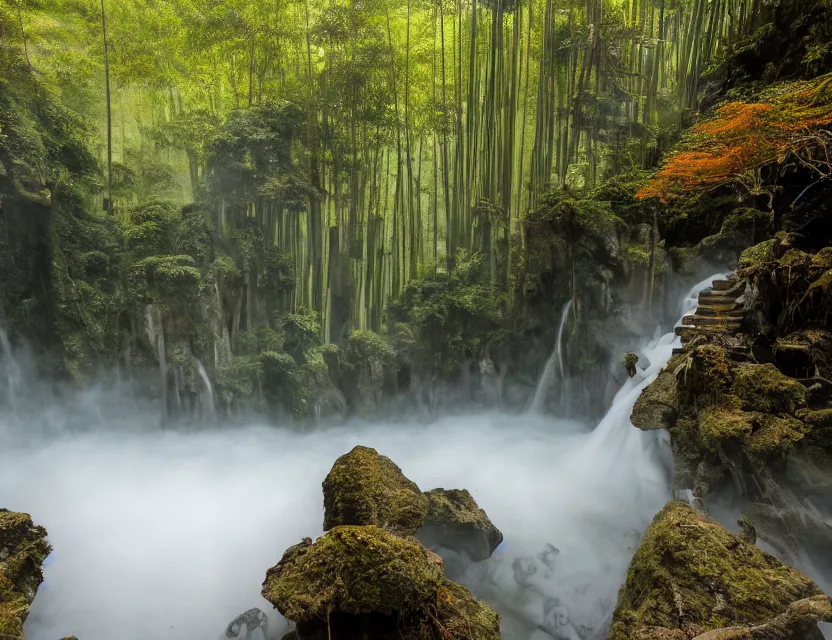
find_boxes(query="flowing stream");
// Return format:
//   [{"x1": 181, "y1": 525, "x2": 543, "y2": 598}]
[{"x1": 0, "y1": 274, "x2": 746, "y2": 640}]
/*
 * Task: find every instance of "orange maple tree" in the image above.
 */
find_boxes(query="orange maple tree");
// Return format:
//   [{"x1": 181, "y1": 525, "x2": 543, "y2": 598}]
[{"x1": 637, "y1": 74, "x2": 832, "y2": 204}]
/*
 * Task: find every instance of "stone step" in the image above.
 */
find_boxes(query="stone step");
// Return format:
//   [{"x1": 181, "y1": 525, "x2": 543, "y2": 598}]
[
  {"x1": 676, "y1": 325, "x2": 734, "y2": 341},
  {"x1": 698, "y1": 293, "x2": 741, "y2": 306},
  {"x1": 696, "y1": 304, "x2": 742, "y2": 317},
  {"x1": 711, "y1": 279, "x2": 735, "y2": 292},
  {"x1": 682, "y1": 314, "x2": 742, "y2": 327}
]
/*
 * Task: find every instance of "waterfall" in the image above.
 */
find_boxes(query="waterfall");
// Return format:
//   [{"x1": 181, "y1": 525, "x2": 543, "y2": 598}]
[
  {"x1": 195, "y1": 358, "x2": 216, "y2": 417},
  {"x1": 144, "y1": 304, "x2": 168, "y2": 423},
  {"x1": 530, "y1": 299, "x2": 573, "y2": 413},
  {"x1": 475, "y1": 274, "x2": 728, "y2": 637},
  {"x1": 0, "y1": 328, "x2": 21, "y2": 414}
]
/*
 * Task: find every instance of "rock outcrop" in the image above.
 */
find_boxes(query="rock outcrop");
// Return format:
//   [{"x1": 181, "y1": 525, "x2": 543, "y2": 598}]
[
  {"x1": 266, "y1": 448, "x2": 501, "y2": 640},
  {"x1": 416, "y1": 489, "x2": 503, "y2": 563},
  {"x1": 0, "y1": 509, "x2": 51, "y2": 640},
  {"x1": 322, "y1": 446, "x2": 428, "y2": 535},
  {"x1": 609, "y1": 502, "x2": 825, "y2": 640}
]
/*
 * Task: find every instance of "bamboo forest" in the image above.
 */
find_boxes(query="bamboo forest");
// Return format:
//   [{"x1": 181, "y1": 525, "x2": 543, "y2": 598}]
[{"x1": 3, "y1": 0, "x2": 832, "y2": 639}]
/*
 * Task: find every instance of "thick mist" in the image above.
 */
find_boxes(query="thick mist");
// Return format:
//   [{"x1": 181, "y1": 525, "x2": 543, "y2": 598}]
[{"x1": 0, "y1": 274, "x2": 742, "y2": 640}]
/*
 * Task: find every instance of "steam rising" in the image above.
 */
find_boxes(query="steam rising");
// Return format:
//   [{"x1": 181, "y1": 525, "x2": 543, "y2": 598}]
[{"x1": 0, "y1": 275, "x2": 730, "y2": 640}]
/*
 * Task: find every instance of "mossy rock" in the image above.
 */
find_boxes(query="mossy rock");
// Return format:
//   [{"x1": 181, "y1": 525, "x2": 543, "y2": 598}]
[
  {"x1": 698, "y1": 407, "x2": 808, "y2": 457},
  {"x1": 0, "y1": 509, "x2": 52, "y2": 640},
  {"x1": 677, "y1": 346, "x2": 734, "y2": 405},
  {"x1": 631, "y1": 360, "x2": 681, "y2": 431},
  {"x1": 609, "y1": 502, "x2": 822, "y2": 640},
  {"x1": 433, "y1": 579, "x2": 500, "y2": 640},
  {"x1": 322, "y1": 446, "x2": 428, "y2": 535},
  {"x1": 416, "y1": 489, "x2": 503, "y2": 563},
  {"x1": 737, "y1": 239, "x2": 779, "y2": 272},
  {"x1": 261, "y1": 525, "x2": 443, "y2": 622},
  {"x1": 732, "y1": 364, "x2": 807, "y2": 415}
]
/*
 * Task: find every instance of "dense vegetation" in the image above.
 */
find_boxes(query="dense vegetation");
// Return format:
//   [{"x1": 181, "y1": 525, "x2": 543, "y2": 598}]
[{"x1": 2, "y1": 0, "x2": 832, "y2": 421}]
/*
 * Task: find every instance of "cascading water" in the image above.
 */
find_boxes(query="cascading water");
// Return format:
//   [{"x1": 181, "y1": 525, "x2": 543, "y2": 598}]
[
  {"x1": 0, "y1": 273, "x2": 763, "y2": 640},
  {"x1": 0, "y1": 328, "x2": 21, "y2": 414},
  {"x1": 529, "y1": 298, "x2": 573, "y2": 413},
  {"x1": 195, "y1": 358, "x2": 216, "y2": 417}
]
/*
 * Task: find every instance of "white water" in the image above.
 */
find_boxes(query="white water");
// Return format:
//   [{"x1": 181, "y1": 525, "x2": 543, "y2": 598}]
[
  {"x1": 0, "y1": 275, "x2": 726, "y2": 640},
  {"x1": 0, "y1": 328, "x2": 21, "y2": 413},
  {"x1": 196, "y1": 358, "x2": 216, "y2": 417},
  {"x1": 529, "y1": 299, "x2": 573, "y2": 413}
]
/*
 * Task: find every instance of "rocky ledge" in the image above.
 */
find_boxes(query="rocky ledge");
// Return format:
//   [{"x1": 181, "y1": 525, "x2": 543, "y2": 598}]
[
  {"x1": 0, "y1": 510, "x2": 51, "y2": 640},
  {"x1": 610, "y1": 502, "x2": 832, "y2": 640}
]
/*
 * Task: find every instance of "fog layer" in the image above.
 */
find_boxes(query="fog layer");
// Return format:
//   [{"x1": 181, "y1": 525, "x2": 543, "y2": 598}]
[{"x1": 0, "y1": 277, "x2": 726, "y2": 640}]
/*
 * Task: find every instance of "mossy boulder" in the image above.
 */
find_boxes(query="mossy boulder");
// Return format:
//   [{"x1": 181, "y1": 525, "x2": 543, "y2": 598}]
[
  {"x1": 416, "y1": 489, "x2": 503, "y2": 563},
  {"x1": 262, "y1": 526, "x2": 443, "y2": 621},
  {"x1": 698, "y1": 407, "x2": 808, "y2": 456},
  {"x1": 631, "y1": 361, "x2": 681, "y2": 431},
  {"x1": 609, "y1": 502, "x2": 822, "y2": 640},
  {"x1": 677, "y1": 346, "x2": 733, "y2": 405},
  {"x1": 433, "y1": 579, "x2": 500, "y2": 640},
  {"x1": 261, "y1": 525, "x2": 499, "y2": 640},
  {"x1": 732, "y1": 364, "x2": 808, "y2": 415},
  {"x1": 322, "y1": 446, "x2": 428, "y2": 535},
  {"x1": 0, "y1": 510, "x2": 51, "y2": 640}
]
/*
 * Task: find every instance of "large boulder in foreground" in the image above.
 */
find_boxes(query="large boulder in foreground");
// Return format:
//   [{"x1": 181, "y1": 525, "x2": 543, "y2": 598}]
[
  {"x1": 261, "y1": 525, "x2": 499, "y2": 640},
  {"x1": 609, "y1": 502, "x2": 823, "y2": 640},
  {"x1": 322, "y1": 446, "x2": 428, "y2": 535},
  {"x1": 0, "y1": 509, "x2": 51, "y2": 640},
  {"x1": 416, "y1": 489, "x2": 503, "y2": 563}
]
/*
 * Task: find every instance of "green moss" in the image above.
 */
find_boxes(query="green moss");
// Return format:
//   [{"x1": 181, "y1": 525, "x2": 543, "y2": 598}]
[
  {"x1": 261, "y1": 525, "x2": 443, "y2": 621},
  {"x1": 698, "y1": 407, "x2": 807, "y2": 456},
  {"x1": 677, "y1": 345, "x2": 733, "y2": 405},
  {"x1": 745, "y1": 414, "x2": 807, "y2": 456},
  {"x1": 732, "y1": 364, "x2": 807, "y2": 415},
  {"x1": 698, "y1": 407, "x2": 755, "y2": 452},
  {"x1": 609, "y1": 502, "x2": 821, "y2": 640},
  {"x1": 434, "y1": 579, "x2": 501, "y2": 640},
  {"x1": 623, "y1": 353, "x2": 639, "y2": 378},
  {"x1": 322, "y1": 446, "x2": 428, "y2": 535},
  {"x1": 418, "y1": 489, "x2": 503, "y2": 563},
  {"x1": 0, "y1": 510, "x2": 51, "y2": 639},
  {"x1": 737, "y1": 239, "x2": 778, "y2": 272}
]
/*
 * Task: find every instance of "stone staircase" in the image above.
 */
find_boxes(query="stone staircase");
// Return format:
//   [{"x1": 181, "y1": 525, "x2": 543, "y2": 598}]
[{"x1": 672, "y1": 276, "x2": 744, "y2": 355}]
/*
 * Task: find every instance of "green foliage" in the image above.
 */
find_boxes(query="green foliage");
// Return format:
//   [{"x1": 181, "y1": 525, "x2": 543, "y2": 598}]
[
  {"x1": 282, "y1": 309, "x2": 323, "y2": 364},
  {"x1": 389, "y1": 251, "x2": 504, "y2": 378},
  {"x1": 128, "y1": 254, "x2": 202, "y2": 303}
]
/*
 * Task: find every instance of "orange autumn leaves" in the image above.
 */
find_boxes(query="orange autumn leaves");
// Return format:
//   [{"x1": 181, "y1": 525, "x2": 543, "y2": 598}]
[{"x1": 637, "y1": 75, "x2": 832, "y2": 202}]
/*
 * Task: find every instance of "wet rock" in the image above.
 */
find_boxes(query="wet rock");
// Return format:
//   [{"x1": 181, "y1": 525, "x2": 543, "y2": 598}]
[
  {"x1": 262, "y1": 526, "x2": 499, "y2": 640},
  {"x1": 631, "y1": 361, "x2": 680, "y2": 430},
  {"x1": 732, "y1": 364, "x2": 808, "y2": 415},
  {"x1": 0, "y1": 510, "x2": 51, "y2": 640},
  {"x1": 322, "y1": 446, "x2": 428, "y2": 535},
  {"x1": 609, "y1": 502, "x2": 823, "y2": 640},
  {"x1": 416, "y1": 489, "x2": 503, "y2": 564}
]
